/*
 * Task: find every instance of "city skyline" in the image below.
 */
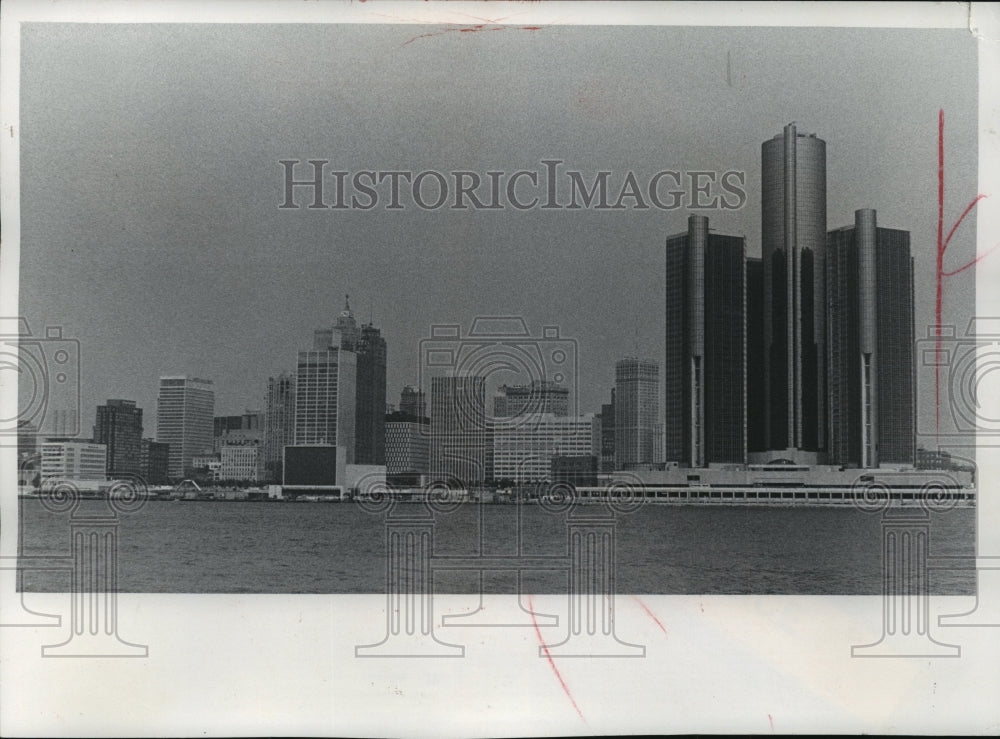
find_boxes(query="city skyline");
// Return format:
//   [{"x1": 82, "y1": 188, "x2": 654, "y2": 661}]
[{"x1": 16, "y1": 24, "x2": 978, "y2": 446}]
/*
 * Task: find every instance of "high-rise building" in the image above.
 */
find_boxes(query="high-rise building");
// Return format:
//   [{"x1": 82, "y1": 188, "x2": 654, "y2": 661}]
[
  {"x1": 354, "y1": 322, "x2": 387, "y2": 465},
  {"x1": 746, "y1": 257, "x2": 767, "y2": 453},
  {"x1": 429, "y1": 375, "x2": 488, "y2": 484},
  {"x1": 140, "y1": 438, "x2": 170, "y2": 485},
  {"x1": 385, "y1": 410, "x2": 430, "y2": 486},
  {"x1": 295, "y1": 334, "x2": 357, "y2": 464},
  {"x1": 761, "y1": 123, "x2": 827, "y2": 461},
  {"x1": 93, "y1": 399, "x2": 143, "y2": 477},
  {"x1": 614, "y1": 358, "x2": 660, "y2": 470},
  {"x1": 827, "y1": 209, "x2": 915, "y2": 467},
  {"x1": 309, "y1": 297, "x2": 386, "y2": 465},
  {"x1": 40, "y1": 441, "x2": 107, "y2": 483},
  {"x1": 599, "y1": 389, "x2": 616, "y2": 472},
  {"x1": 264, "y1": 373, "x2": 296, "y2": 483},
  {"x1": 493, "y1": 381, "x2": 569, "y2": 418},
  {"x1": 399, "y1": 385, "x2": 427, "y2": 419},
  {"x1": 213, "y1": 409, "x2": 263, "y2": 452},
  {"x1": 664, "y1": 215, "x2": 747, "y2": 466},
  {"x1": 491, "y1": 413, "x2": 599, "y2": 483},
  {"x1": 156, "y1": 376, "x2": 215, "y2": 479}
]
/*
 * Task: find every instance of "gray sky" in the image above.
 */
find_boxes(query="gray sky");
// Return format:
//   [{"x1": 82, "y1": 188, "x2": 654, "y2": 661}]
[{"x1": 18, "y1": 23, "x2": 978, "y2": 442}]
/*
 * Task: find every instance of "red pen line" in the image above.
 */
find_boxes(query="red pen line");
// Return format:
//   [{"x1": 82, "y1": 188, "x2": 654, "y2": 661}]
[
  {"x1": 527, "y1": 595, "x2": 586, "y2": 724},
  {"x1": 632, "y1": 596, "x2": 667, "y2": 636}
]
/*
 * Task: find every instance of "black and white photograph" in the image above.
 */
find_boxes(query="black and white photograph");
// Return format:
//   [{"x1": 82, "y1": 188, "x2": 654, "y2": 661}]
[{"x1": 2, "y1": 1, "x2": 999, "y2": 736}]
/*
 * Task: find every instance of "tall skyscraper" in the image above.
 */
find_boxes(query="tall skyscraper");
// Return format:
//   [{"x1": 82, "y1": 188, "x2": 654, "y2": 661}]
[
  {"x1": 614, "y1": 358, "x2": 660, "y2": 470},
  {"x1": 493, "y1": 381, "x2": 569, "y2": 418},
  {"x1": 761, "y1": 123, "x2": 827, "y2": 460},
  {"x1": 295, "y1": 332, "x2": 357, "y2": 463},
  {"x1": 354, "y1": 322, "x2": 387, "y2": 465},
  {"x1": 746, "y1": 257, "x2": 767, "y2": 453},
  {"x1": 599, "y1": 389, "x2": 616, "y2": 472},
  {"x1": 429, "y1": 375, "x2": 488, "y2": 484},
  {"x1": 264, "y1": 372, "x2": 296, "y2": 483},
  {"x1": 93, "y1": 399, "x2": 143, "y2": 477},
  {"x1": 156, "y1": 377, "x2": 215, "y2": 479},
  {"x1": 310, "y1": 297, "x2": 386, "y2": 465},
  {"x1": 664, "y1": 215, "x2": 747, "y2": 467},
  {"x1": 399, "y1": 385, "x2": 426, "y2": 419},
  {"x1": 827, "y1": 209, "x2": 915, "y2": 467}
]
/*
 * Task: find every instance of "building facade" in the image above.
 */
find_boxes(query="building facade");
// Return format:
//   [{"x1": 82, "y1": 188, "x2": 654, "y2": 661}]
[
  {"x1": 614, "y1": 358, "x2": 660, "y2": 470},
  {"x1": 429, "y1": 375, "x2": 488, "y2": 484},
  {"x1": 399, "y1": 385, "x2": 427, "y2": 419},
  {"x1": 664, "y1": 215, "x2": 747, "y2": 467},
  {"x1": 93, "y1": 399, "x2": 143, "y2": 477},
  {"x1": 827, "y1": 209, "x2": 915, "y2": 467},
  {"x1": 264, "y1": 372, "x2": 296, "y2": 483},
  {"x1": 140, "y1": 438, "x2": 170, "y2": 485},
  {"x1": 156, "y1": 376, "x2": 215, "y2": 479},
  {"x1": 761, "y1": 123, "x2": 828, "y2": 461},
  {"x1": 599, "y1": 390, "x2": 616, "y2": 473},
  {"x1": 385, "y1": 411, "x2": 430, "y2": 485},
  {"x1": 493, "y1": 381, "x2": 570, "y2": 418},
  {"x1": 220, "y1": 442, "x2": 263, "y2": 482},
  {"x1": 40, "y1": 441, "x2": 107, "y2": 483},
  {"x1": 295, "y1": 335, "x2": 357, "y2": 463},
  {"x1": 492, "y1": 413, "x2": 599, "y2": 483}
]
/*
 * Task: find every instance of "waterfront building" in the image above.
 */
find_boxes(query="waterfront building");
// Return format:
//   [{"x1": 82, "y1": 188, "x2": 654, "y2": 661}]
[
  {"x1": 40, "y1": 441, "x2": 107, "y2": 483},
  {"x1": 385, "y1": 410, "x2": 430, "y2": 486},
  {"x1": 140, "y1": 438, "x2": 170, "y2": 485},
  {"x1": 760, "y1": 123, "x2": 828, "y2": 461},
  {"x1": 156, "y1": 376, "x2": 215, "y2": 479},
  {"x1": 614, "y1": 358, "x2": 660, "y2": 470},
  {"x1": 492, "y1": 413, "x2": 600, "y2": 483},
  {"x1": 220, "y1": 442, "x2": 263, "y2": 482},
  {"x1": 295, "y1": 328, "x2": 357, "y2": 463},
  {"x1": 599, "y1": 390, "x2": 616, "y2": 473},
  {"x1": 264, "y1": 373, "x2": 296, "y2": 483},
  {"x1": 429, "y1": 375, "x2": 488, "y2": 484},
  {"x1": 664, "y1": 215, "x2": 747, "y2": 467},
  {"x1": 354, "y1": 321, "x2": 387, "y2": 465},
  {"x1": 827, "y1": 209, "x2": 915, "y2": 467},
  {"x1": 93, "y1": 399, "x2": 144, "y2": 477}
]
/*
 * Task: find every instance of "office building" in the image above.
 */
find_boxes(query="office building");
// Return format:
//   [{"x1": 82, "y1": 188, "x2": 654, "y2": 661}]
[
  {"x1": 295, "y1": 330, "x2": 357, "y2": 463},
  {"x1": 614, "y1": 358, "x2": 660, "y2": 470},
  {"x1": 264, "y1": 372, "x2": 296, "y2": 483},
  {"x1": 354, "y1": 322, "x2": 387, "y2": 465},
  {"x1": 492, "y1": 413, "x2": 599, "y2": 483},
  {"x1": 385, "y1": 410, "x2": 430, "y2": 486},
  {"x1": 399, "y1": 386, "x2": 426, "y2": 419},
  {"x1": 156, "y1": 376, "x2": 215, "y2": 479},
  {"x1": 761, "y1": 123, "x2": 827, "y2": 461},
  {"x1": 140, "y1": 438, "x2": 170, "y2": 485},
  {"x1": 493, "y1": 381, "x2": 569, "y2": 418},
  {"x1": 827, "y1": 209, "x2": 915, "y2": 467},
  {"x1": 664, "y1": 215, "x2": 747, "y2": 466},
  {"x1": 93, "y1": 399, "x2": 144, "y2": 477},
  {"x1": 599, "y1": 390, "x2": 616, "y2": 472},
  {"x1": 220, "y1": 443, "x2": 263, "y2": 482},
  {"x1": 746, "y1": 257, "x2": 767, "y2": 453},
  {"x1": 429, "y1": 375, "x2": 488, "y2": 484},
  {"x1": 40, "y1": 441, "x2": 107, "y2": 483}
]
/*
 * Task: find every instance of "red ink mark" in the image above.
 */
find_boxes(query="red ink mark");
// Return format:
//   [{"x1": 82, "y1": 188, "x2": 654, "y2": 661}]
[
  {"x1": 768, "y1": 714, "x2": 774, "y2": 732},
  {"x1": 401, "y1": 23, "x2": 545, "y2": 47},
  {"x1": 527, "y1": 595, "x2": 586, "y2": 723},
  {"x1": 934, "y1": 109, "x2": 991, "y2": 433},
  {"x1": 632, "y1": 596, "x2": 667, "y2": 636}
]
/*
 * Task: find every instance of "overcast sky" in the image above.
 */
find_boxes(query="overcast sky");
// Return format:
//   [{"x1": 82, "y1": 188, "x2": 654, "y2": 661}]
[{"x1": 18, "y1": 22, "x2": 978, "y2": 443}]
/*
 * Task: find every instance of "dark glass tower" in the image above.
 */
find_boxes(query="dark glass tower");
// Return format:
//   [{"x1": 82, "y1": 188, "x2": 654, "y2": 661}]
[
  {"x1": 827, "y1": 209, "x2": 915, "y2": 467},
  {"x1": 664, "y1": 215, "x2": 746, "y2": 467},
  {"x1": 93, "y1": 399, "x2": 143, "y2": 477},
  {"x1": 761, "y1": 123, "x2": 827, "y2": 460}
]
